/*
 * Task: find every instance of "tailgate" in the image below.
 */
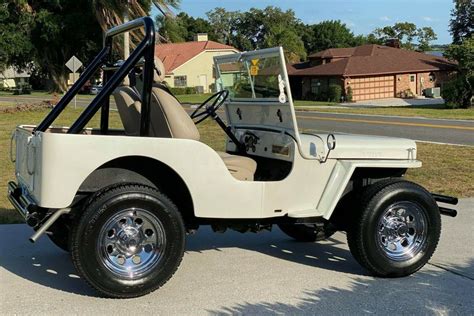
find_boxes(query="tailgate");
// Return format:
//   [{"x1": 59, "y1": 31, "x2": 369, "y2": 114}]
[{"x1": 14, "y1": 126, "x2": 40, "y2": 194}]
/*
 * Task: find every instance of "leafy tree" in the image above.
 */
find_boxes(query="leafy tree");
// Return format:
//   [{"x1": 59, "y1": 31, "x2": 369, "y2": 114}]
[
  {"x1": 303, "y1": 20, "x2": 356, "y2": 53},
  {"x1": 156, "y1": 14, "x2": 188, "y2": 42},
  {"x1": 207, "y1": 6, "x2": 306, "y2": 61},
  {"x1": 372, "y1": 22, "x2": 438, "y2": 51},
  {"x1": 264, "y1": 25, "x2": 307, "y2": 62},
  {"x1": 157, "y1": 12, "x2": 216, "y2": 43},
  {"x1": 373, "y1": 22, "x2": 418, "y2": 49},
  {"x1": 1, "y1": 1, "x2": 102, "y2": 91},
  {"x1": 443, "y1": 37, "x2": 473, "y2": 108},
  {"x1": 0, "y1": 2, "x2": 35, "y2": 71},
  {"x1": 2, "y1": 0, "x2": 178, "y2": 92},
  {"x1": 417, "y1": 27, "x2": 438, "y2": 51},
  {"x1": 206, "y1": 7, "x2": 239, "y2": 45},
  {"x1": 450, "y1": 0, "x2": 473, "y2": 44}
]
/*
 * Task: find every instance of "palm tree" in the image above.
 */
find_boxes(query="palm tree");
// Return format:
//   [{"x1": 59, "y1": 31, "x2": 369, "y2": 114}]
[{"x1": 92, "y1": 0, "x2": 179, "y2": 57}]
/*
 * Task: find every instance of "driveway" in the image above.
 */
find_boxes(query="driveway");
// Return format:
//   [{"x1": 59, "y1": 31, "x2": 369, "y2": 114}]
[
  {"x1": 341, "y1": 97, "x2": 445, "y2": 108},
  {"x1": 1, "y1": 199, "x2": 473, "y2": 314}
]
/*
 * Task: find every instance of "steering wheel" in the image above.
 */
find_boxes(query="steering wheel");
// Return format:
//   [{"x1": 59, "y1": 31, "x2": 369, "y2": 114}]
[{"x1": 191, "y1": 90, "x2": 229, "y2": 124}]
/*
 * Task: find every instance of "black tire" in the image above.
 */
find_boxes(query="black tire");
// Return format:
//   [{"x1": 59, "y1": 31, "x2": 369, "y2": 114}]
[
  {"x1": 278, "y1": 223, "x2": 337, "y2": 242},
  {"x1": 71, "y1": 184, "x2": 185, "y2": 298},
  {"x1": 347, "y1": 180, "x2": 441, "y2": 277},
  {"x1": 46, "y1": 216, "x2": 71, "y2": 252}
]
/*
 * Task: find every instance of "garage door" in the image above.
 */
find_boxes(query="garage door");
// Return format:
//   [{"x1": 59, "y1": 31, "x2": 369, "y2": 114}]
[{"x1": 350, "y1": 76, "x2": 395, "y2": 101}]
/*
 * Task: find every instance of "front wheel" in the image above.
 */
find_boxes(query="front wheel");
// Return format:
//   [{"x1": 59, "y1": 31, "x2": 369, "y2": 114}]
[
  {"x1": 347, "y1": 180, "x2": 441, "y2": 277},
  {"x1": 71, "y1": 184, "x2": 185, "y2": 298}
]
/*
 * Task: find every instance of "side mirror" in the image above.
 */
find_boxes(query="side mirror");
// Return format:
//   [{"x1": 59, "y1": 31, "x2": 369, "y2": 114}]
[
  {"x1": 327, "y1": 134, "x2": 336, "y2": 151},
  {"x1": 321, "y1": 134, "x2": 336, "y2": 163}
]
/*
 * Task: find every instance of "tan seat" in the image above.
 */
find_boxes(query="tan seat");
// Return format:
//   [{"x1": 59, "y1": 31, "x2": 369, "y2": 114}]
[
  {"x1": 217, "y1": 152, "x2": 257, "y2": 181},
  {"x1": 112, "y1": 59, "x2": 257, "y2": 181},
  {"x1": 113, "y1": 77, "x2": 141, "y2": 136}
]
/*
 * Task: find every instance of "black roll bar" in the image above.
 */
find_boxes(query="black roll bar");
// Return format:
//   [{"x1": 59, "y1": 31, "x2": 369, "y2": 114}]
[{"x1": 34, "y1": 17, "x2": 156, "y2": 136}]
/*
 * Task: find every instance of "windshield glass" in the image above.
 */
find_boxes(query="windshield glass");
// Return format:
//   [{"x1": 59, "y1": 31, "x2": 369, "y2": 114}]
[{"x1": 216, "y1": 55, "x2": 283, "y2": 101}]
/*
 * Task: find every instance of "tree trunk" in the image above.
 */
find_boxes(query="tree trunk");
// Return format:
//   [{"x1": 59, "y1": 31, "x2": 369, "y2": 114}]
[{"x1": 49, "y1": 69, "x2": 69, "y2": 93}]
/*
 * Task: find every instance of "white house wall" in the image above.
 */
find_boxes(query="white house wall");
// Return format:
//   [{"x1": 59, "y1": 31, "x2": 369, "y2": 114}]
[{"x1": 165, "y1": 50, "x2": 238, "y2": 92}]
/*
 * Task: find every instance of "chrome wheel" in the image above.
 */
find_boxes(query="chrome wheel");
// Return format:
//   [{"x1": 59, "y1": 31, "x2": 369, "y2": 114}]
[
  {"x1": 98, "y1": 208, "x2": 166, "y2": 279},
  {"x1": 376, "y1": 201, "x2": 427, "y2": 261}
]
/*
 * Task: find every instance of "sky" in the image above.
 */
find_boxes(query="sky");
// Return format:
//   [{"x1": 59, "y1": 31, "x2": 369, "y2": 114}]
[{"x1": 155, "y1": 0, "x2": 454, "y2": 44}]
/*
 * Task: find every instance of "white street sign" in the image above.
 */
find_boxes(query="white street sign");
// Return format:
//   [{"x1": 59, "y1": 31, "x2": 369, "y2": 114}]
[
  {"x1": 65, "y1": 56, "x2": 83, "y2": 109},
  {"x1": 65, "y1": 56, "x2": 83, "y2": 73}
]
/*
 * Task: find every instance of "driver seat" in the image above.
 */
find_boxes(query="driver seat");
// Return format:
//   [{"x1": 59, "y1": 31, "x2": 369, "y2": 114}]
[{"x1": 113, "y1": 58, "x2": 257, "y2": 181}]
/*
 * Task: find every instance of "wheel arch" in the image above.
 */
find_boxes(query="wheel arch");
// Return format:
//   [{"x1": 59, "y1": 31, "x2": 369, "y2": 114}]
[
  {"x1": 78, "y1": 155, "x2": 196, "y2": 225},
  {"x1": 327, "y1": 165, "x2": 408, "y2": 230},
  {"x1": 317, "y1": 159, "x2": 417, "y2": 221}
]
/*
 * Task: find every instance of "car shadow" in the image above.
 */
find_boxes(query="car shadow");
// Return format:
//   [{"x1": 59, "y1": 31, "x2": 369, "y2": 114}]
[
  {"x1": 186, "y1": 226, "x2": 368, "y2": 276},
  {"x1": 0, "y1": 225, "x2": 366, "y2": 296}
]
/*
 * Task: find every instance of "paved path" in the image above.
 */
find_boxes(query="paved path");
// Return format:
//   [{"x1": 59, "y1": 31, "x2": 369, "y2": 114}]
[
  {"x1": 341, "y1": 97, "x2": 446, "y2": 108},
  {"x1": 1, "y1": 199, "x2": 472, "y2": 314}
]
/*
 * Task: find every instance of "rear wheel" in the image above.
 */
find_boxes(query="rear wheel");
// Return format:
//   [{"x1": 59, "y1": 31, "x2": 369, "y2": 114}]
[
  {"x1": 347, "y1": 180, "x2": 441, "y2": 277},
  {"x1": 71, "y1": 184, "x2": 185, "y2": 298}
]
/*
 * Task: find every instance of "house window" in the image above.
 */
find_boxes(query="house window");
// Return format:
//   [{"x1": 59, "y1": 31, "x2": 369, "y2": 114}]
[
  {"x1": 410, "y1": 75, "x2": 416, "y2": 82},
  {"x1": 311, "y1": 79, "x2": 322, "y2": 94},
  {"x1": 174, "y1": 76, "x2": 187, "y2": 87},
  {"x1": 429, "y1": 73, "x2": 436, "y2": 82}
]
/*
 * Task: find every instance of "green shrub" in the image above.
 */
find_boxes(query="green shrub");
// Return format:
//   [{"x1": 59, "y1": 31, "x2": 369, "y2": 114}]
[
  {"x1": 328, "y1": 84, "x2": 342, "y2": 102},
  {"x1": 442, "y1": 80, "x2": 463, "y2": 108},
  {"x1": 442, "y1": 78, "x2": 473, "y2": 109},
  {"x1": 209, "y1": 83, "x2": 216, "y2": 93},
  {"x1": 346, "y1": 86, "x2": 353, "y2": 102},
  {"x1": 169, "y1": 87, "x2": 198, "y2": 95}
]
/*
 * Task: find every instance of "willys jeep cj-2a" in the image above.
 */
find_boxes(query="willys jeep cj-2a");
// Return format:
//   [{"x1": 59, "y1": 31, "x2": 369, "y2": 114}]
[{"x1": 8, "y1": 17, "x2": 458, "y2": 298}]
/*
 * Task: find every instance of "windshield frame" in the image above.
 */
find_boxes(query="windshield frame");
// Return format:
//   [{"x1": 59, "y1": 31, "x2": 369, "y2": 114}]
[{"x1": 214, "y1": 47, "x2": 302, "y2": 147}]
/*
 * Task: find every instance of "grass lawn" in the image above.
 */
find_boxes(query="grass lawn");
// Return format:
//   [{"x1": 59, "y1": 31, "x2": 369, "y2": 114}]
[
  {"x1": 297, "y1": 104, "x2": 474, "y2": 120},
  {"x1": 0, "y1": 101, "x2": 16, "y2": 107},
  {"x1": 0, "y1": 91, "x2": 52, "y2": 97},
  {"x1": 175, "y1": 93, "x2": 213, "y2": 104},
  {"x1": 294, "y1": 100, "x2": 337, "y2": 107},
  {"x1": 0, "y1": 106, "x2": 472, "y2": 224}
]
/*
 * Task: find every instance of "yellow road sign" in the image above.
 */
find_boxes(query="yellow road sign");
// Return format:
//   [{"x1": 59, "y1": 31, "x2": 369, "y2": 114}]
[{"x1": 250, "y1": 65, "x2": 259, "y2": 76}]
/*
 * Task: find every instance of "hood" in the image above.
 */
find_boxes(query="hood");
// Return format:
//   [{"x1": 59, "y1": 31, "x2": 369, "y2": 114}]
[
  {"x1": 329, "y1": 134, "x2": 417, "y2": 160},
  {"x1": 299, "y1": 133, "x2": 417, "y2": 160}
]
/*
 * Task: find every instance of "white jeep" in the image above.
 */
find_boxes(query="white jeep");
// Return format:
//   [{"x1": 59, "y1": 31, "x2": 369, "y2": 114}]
[{"x1": 8, "y1": 18, "x2": 458, "y2": 298}]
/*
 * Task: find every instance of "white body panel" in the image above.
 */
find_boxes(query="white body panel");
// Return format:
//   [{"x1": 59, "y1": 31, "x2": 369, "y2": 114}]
[{"x1": 14, "y1": 125, "x2": 420, "y2": 220}]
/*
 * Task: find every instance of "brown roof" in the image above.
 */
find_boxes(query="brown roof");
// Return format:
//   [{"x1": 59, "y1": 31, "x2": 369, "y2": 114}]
[
  {"x1": 293, "y1": 45, "x2": 457, "y2": 77},
  {"x1": 309, "y1": 47, "x2": 355, "y2": 58},
  {"x1": 155, "y1": 41, "x2": 238, "y2": 74}
]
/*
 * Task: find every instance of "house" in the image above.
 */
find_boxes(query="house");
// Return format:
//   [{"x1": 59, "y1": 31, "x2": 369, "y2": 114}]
[
  {"x1": 155, "y1": 34, "x2": 239, "y2": 93},
  {"x1": 288, "y1": 44, "x2": 457, "y2": 101},
  {"x1": 0, "y1": 67, "x2": 30, "y2": 90}
]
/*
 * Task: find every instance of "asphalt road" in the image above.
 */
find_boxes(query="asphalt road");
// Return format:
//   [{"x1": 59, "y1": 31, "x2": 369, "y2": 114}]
[
  {"x1": 1, "y1": 199, "x2": 473, "y2": 314},
  {"x1": 2, "y1": 95, "x2": 473, "y2": 146},
  {"x1": 296, "y1": 111, "x2": 474, "y2": 146}
]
